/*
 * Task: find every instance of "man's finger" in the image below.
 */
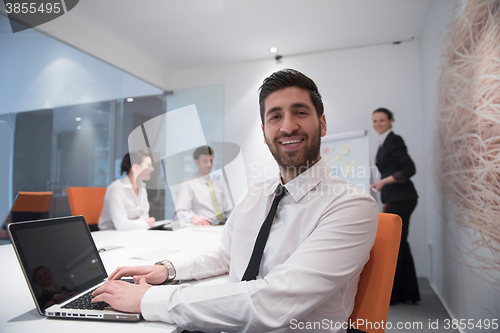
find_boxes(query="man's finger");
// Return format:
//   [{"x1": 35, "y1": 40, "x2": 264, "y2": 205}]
[
  {"x1": 110, "y1": 267, "x2": 136, "y2": 280},
  {"x1": 91, "y1": 294, "x2": 103, "y2": 303},
  {"x1": 92, "y1": 284, "x2": 105, "y2": 297},
  {"x1": 109, "y1": 267, "x2": 129, "y2": 280},
  {"x1": 108, "y1": 268, "x2": 120, "y2": 280},
  {"x1": 92, "y1": 292, "x2": 119, "y2": 307},
  {"x1": 91, "y1": 292, "x2": 112, "y2": 304},
  {"x1": 133, "y1": 275, "x2": 145, "y2": 283},
  {"x1": 92, "y1": 282, "x2": 113, "y2": 297},
  {"x1": 93, "y1": 280, "x2": 121, "y2": 296}
]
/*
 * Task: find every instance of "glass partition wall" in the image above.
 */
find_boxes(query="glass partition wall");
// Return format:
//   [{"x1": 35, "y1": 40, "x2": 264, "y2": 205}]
[
  {"x1": 4, "y1": 91, "x2": 224, "y2": 221},
  {"x1": 164, "y1": 85, "x2": 225, "y2": 218},
  {"x1": 9, "y1": 95, "x2": 169, "y2": 218},
  {"x1": 0, "y1": 14, "x2": 224, "y2": 223}
]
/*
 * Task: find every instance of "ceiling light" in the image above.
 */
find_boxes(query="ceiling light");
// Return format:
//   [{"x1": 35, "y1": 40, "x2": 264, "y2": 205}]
[
  {"x1": 77, "y1": 126, "x2": 82, "y2": 130},
  {"x1": 127, "y1": 98, "x2": 134, "y2": 102},
  {"x1": 269, "y1": 47, "x2": 278, "y2": 53},
  {"x1": 75, "y1": 117, "x2": 82, "y2": 122}
]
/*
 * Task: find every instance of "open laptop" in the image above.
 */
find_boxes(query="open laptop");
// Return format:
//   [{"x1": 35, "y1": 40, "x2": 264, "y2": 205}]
[{"x1": 8, "y1": 215, "x2": 141, "y2": 322}]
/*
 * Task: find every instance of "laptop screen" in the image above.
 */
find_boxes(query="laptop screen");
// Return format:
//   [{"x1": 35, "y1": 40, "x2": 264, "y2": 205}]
[{"x1": 9, "y1": 216, "x2": 107, "y2": 311}]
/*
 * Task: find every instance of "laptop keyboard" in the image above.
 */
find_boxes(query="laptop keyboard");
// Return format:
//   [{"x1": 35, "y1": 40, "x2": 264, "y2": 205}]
[{"x1": 61, "y1": 279, "x2": 134, "y2": 311}]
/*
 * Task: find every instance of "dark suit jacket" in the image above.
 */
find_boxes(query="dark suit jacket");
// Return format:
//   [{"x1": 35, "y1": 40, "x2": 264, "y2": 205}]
[{"x1": 376, "y1": 132, "x2": 418, "y2": 203}]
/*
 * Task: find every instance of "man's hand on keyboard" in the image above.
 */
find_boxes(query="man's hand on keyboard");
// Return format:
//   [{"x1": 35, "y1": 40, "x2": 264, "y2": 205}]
[
  {"x1": 91, "y1": 277, "x2": 151, "y2": 314},
  {"x1": 108, "y1": 265, "x2": 169, "y2": 285}
]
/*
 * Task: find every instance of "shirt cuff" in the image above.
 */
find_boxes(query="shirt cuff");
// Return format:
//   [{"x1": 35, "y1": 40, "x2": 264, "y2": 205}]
[
  {"x1": 177, "y1": 211, "x2": 195, "y2": 223},
  {"x1": 170, "y1": 256, "x2": 194, "y2": 280},
  {"x1": 392, "y1": 171, "x2": 408, "y2": 184},
  {"x1": 141, "y1": 285, "x2": 177, "y2": 323}
]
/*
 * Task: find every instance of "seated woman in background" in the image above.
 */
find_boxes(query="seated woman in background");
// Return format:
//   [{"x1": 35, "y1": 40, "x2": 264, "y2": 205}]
[{"x1": 98, "y1": 151, "x2": 155, "y2": 230}]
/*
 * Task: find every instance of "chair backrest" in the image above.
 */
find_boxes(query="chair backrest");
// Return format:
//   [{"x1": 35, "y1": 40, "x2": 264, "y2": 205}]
[
  {"x1": 349, "y1": 213, "x2": 402, "y2": 333},
  {"x1": 11, "y1": 191, "x2": 53, "y2": 222},
  {"x1": 66, "y1": 187, "x2": 107, "y2": 231}
]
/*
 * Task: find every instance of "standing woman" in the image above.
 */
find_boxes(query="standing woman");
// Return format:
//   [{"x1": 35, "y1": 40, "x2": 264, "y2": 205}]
[
  {"x1": 370, "y1": 108, "x2": 420, "y2": 304},
  {"x1": 98, "y1": 151, "x2": 156, "y2": 230}
]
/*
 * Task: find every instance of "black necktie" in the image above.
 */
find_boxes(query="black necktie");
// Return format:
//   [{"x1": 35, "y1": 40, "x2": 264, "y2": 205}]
[{"x1": 242, "y1": 184, "x2": 287, "y2": 281}]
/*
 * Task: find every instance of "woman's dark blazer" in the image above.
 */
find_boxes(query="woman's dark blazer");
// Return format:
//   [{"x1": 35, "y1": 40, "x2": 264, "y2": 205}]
[{"x1": 376, "y1": 132, "x2": 418, "y2": 204}]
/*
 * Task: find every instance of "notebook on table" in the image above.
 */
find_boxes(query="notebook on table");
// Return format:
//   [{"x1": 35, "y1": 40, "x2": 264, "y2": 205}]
[
  {"x1": 8, "y1": 215, "x2": 141, "y2": 322},
  {"x1": 149, "y1": 218, "x2": 225, "y2": 230},
  {"x1": 149, "y1": 219, "x2": 187, "y2": 231}
]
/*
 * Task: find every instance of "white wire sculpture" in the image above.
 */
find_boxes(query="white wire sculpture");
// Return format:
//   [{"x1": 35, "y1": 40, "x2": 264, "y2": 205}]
[{"x1": 437, "y1": 0, "x2": 500, "y2": 288}]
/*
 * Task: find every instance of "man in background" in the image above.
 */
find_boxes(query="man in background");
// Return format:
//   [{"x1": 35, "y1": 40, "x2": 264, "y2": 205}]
[{"x1": 174, "y1": 145, "x2": 231, "y2": 225}]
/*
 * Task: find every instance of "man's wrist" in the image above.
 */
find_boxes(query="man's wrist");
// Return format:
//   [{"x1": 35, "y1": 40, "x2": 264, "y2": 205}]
[{"x1": 155, "y1": 260, "x2": 176, "y2": 282}]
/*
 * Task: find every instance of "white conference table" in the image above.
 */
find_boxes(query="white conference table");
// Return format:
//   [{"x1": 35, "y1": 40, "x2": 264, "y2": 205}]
[{"x1": 0, "y1": 224, "x2": 227, "y2": 333}]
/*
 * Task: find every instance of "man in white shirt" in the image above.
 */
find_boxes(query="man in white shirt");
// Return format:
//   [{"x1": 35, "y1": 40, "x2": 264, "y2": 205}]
[
  {"x1": 174, "y1": 145, "x2": 231, "y2": 225},
  {"x1": 92, "y1": 69, "x2": 378, "y2": 332}
]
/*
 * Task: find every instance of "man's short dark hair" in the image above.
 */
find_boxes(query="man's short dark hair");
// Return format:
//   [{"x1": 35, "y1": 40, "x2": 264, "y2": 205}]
[
  {"x1": 258, "y1": 68, "x2": 324, "y2": 124},
  {"x1": 193, "y1": 145, "x2": 214, "y2": 160}
]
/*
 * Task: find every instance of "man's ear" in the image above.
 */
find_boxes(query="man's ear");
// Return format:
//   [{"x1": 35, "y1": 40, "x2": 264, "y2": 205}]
[
  {"x1": 320, "y1": 114, "x2": 327, "y2": 137},
  {"x1": 261, "y1": 124, "x2": 267, "y2": 145},
  {"x1": 194, "y1": 159, "x2": 200, "y2": 168}
]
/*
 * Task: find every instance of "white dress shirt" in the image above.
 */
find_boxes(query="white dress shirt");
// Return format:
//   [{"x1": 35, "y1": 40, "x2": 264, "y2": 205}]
[
  {"x1": 98, "y1": 176, "x2": 151, "y2": 230},
  {"x1": 174, "y1": 173, "x2": 231, "y2": 222},
  {"x1": 141, "y1": 159, "x2": 378, "y2": 332},
  {"x1": 378, "y1": 129, "x2": 392, "y2": 147}
]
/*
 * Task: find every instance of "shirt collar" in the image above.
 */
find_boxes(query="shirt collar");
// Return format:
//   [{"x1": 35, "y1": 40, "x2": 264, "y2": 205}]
[
  {"x1": 121, "y1": 174, "x2": 146, "y2": 188},
  {"x1": 267, "y1": 158, "x2": 329, "y2": 203},
  {"x1": 121, "y1": 174, "x2": 133, "y2": 188},
  {"x1": 196, "y1": 172, "x2": 213, "y2": 183},
  {"x1": 378, "y1": 129, "x2": 392, "y2": 147}
]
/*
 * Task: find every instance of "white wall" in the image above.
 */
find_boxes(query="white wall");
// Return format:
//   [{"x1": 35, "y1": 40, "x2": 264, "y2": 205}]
[
  {"x1": 33, "y1": 8, "x2": 172, "y2": 91},
  {"x1": 170, "y1": 41, "x2": 428, "y2": 277},
  {"x1": 419, "y1": 0, "x2": 457, "y2": 305},
  {"x1": 420, "y1": 0, "x2": 500, "y2": 330}
]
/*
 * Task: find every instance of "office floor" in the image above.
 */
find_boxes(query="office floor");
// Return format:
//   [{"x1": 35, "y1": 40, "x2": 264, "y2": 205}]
[{"x1": 387, "y1": 278, "x2": 459, "y2": 333}]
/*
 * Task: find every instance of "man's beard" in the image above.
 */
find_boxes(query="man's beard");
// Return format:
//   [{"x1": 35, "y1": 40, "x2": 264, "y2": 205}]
[{"x1": 265, "y1": 124, "x2": 321, "y2": 176}]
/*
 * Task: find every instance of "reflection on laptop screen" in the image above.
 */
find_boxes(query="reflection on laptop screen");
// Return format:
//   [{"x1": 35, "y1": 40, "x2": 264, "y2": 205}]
[{"x1": 11, "y1": 217, "x2": 107, "y2": 311}]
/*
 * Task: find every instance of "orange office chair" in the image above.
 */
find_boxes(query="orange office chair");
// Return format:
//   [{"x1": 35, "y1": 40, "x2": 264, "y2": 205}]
[
  {"x1": 66, "y1": 187, "x2": 107, "y2": 232},
  {"x1": 349, "y1": 213, "x2": 402, "y2": 333},
  {"x1": 10, "y1": 191, "x2": 53, "y2": 222}
]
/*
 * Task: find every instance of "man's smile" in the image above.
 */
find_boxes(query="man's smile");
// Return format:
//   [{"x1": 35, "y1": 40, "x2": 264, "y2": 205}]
[{"x1": 278, "y1": 137, "x2": 304, "y2": 150}]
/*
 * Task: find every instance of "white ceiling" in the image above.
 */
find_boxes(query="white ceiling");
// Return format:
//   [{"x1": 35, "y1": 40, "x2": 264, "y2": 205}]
[{"x1": 1, "y1": 0, "x2": 431, "y2": 88}]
